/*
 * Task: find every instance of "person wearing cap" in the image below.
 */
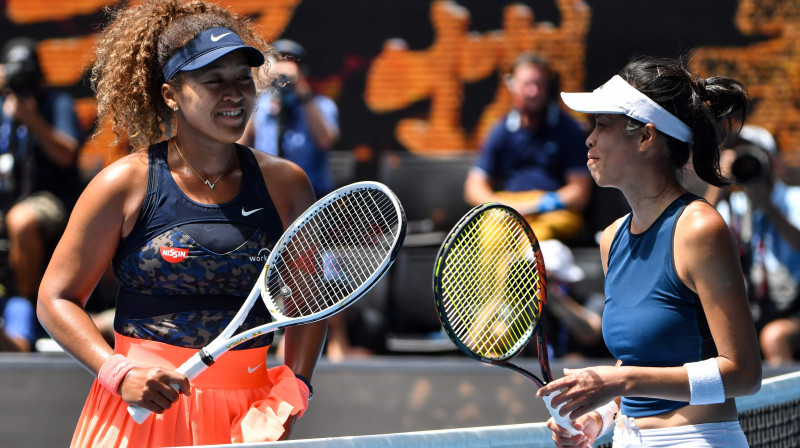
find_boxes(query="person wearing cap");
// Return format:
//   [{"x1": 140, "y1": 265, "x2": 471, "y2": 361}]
[
  {"x1": 240, "y1": 38, "x2": 339, "y2": 199},
  {"x1": 464, "y1": 52, "x2": 593, "y2": 242},
  {"x1": 240, "y1": 39, "x2": 361, "y2": 361},
  {"x1": 535, "y1": 56, "x2": 761, "y2": 448},
  {"x1": 538, "y1": 239, "x2": 607, "y2": 360},
  {"x1": 0, "y1": 37, "x2": 82, "y2": 352},
  {"x1": 707, "y1": 125, "x2": 800, "y2": 365},
  {"x1": 36, "y1": 1, "x2": 326, "y2": 446}
]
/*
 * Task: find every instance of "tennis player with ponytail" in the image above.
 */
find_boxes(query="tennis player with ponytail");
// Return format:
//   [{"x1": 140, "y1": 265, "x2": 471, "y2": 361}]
[
  {"x1": 538, "y1": 56, "x2": 762, "y2": 447},
  {"x1": 36, "y1": 1, "x2": 327, "y2": 446}
]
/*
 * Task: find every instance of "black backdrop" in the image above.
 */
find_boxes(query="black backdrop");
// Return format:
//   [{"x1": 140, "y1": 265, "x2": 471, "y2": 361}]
[
  {"x1": 0, "y1": 0, "x2": 771, "y2": 235},
  {"x1": 0, "y1": 1, "x2": 764, "y2": 154}
]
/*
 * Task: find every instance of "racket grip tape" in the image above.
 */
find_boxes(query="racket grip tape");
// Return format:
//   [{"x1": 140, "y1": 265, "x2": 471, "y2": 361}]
[
  {"x1": 126, "y1": 351, "x2": 210, "y2": 424},
  {"x1": 542, "y1": 389, "x2": 583, "y2": 436}
]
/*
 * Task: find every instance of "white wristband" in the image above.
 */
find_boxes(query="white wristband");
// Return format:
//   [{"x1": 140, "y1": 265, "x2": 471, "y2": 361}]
[
  {"x1": 593, "y1": 400, "x2": 619, "y2": 438},
  {"x1": 684, "y1": 358, "x2": 726, "y2": 405}
]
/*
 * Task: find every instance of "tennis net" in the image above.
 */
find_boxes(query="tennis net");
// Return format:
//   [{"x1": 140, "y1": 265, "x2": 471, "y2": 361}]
[
  {"x1": 190, "y1": 370, "x2": 800, "y2": 447},
  {"x1": 736, "y1": 369, "x2": 800, "y2": 447}
]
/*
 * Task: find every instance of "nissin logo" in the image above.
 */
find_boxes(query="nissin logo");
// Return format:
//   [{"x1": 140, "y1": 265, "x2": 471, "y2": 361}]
[{"x1": 160, "y1": 247, "x2": 189, "y2": 263}]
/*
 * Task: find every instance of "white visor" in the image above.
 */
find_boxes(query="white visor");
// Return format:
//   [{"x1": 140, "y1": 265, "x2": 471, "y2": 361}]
[{"x1": 560, "y1": 75, "x2": 694, "y2": 143}]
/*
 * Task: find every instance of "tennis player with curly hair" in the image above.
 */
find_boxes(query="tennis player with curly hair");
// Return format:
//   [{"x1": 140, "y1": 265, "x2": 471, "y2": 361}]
[{"x1": 37, "y1": 1, "x2": 326, "y2": 446}]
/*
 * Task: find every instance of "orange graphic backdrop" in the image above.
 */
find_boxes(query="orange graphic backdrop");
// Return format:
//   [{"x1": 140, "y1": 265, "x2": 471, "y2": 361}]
[
  {"x1": 5, "y1": 0, "x2": 301, "y2": 173},
  {"x1": 2, "y1": 0, "x2": 800, "y2": 175},
  {"x1": 365, "y1": 0, "x2": 590, "y2": 154},
  {"x1": 689, "y1": 0, "x2": 800, "y2": 169}
]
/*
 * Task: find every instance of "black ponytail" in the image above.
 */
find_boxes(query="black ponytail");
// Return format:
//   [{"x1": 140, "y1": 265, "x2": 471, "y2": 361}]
[{"x1": 618, "y1": 56, "x2": 748, "y2": 187}]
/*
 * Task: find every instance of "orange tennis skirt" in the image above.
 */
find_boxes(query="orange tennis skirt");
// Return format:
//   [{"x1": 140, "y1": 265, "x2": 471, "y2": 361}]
[{"x1": 70, "y1": 333, "x2": 306, "y2": 447}]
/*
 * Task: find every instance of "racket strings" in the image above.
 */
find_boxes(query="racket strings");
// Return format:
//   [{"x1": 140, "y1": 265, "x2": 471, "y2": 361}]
[
  {"x1": 445, "y1": 213, "x2": 527, "y2": 323},
  {"x1": 456, "y1": 217, "x2": 533, "y2": 356},
  {"x1": 273, "y1": 199, "x2": 381, "y2": 316},
  {"x1": 441, "y1": 209, "x2": 542, "y2": 360},
  {"x1": 276, "y1": 204, "x2": 363, "y2": 315},
  {"x1": 267, "y1": 189, "x2": 401, "y2": 318}
]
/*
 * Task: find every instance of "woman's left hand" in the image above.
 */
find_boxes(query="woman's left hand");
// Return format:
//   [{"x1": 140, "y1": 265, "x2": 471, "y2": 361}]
[
  {"x1": 536, "y1": 365, "x2": 624, "y2": 420},
  {"x1": 546, "y1": 411, "x2": 601, "y2": 448}
]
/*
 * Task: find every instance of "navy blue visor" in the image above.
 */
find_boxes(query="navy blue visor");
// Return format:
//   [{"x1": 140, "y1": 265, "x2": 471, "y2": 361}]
[{"x1": 163, "y1": 27, "x2": 265, "y2": 82}]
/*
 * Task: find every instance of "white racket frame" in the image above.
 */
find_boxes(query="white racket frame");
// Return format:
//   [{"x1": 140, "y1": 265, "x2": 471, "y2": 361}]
[{"x1": 128, "y1": 181, "x2": 406, "y2": 423}]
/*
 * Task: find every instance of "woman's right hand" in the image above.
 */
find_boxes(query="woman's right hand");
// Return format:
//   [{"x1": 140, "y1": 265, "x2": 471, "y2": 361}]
[
  {"x1": 119, "y1": 367, "x2": 191, "y2": 413},
  {"x1": 546, "y1": 411, "x2": 602, "y2": 448}
]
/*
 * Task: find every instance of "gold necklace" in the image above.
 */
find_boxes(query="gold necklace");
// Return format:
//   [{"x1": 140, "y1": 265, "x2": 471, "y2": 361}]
[{"x1": 173, "y1": 138, "x2": 234, "y2": 190}]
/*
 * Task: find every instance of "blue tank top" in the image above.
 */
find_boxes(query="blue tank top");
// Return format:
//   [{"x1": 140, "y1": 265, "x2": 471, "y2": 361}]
[
  {"x1": 603, "y1": 193, "x2": 716, "y2": 417},
  {"x1": 112, "y1": 142, "x2": 284, "y2": 349}
]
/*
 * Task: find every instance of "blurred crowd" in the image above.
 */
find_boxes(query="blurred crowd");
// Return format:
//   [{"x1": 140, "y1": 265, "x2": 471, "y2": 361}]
[{"x1": 0, "y1": 34, "x2": 798, "y2": 368}]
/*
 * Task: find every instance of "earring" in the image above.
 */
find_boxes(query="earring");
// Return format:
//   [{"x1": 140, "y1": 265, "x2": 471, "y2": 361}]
[{"x1": 173, "y1": 106, "x2": 179, "y2": 111}]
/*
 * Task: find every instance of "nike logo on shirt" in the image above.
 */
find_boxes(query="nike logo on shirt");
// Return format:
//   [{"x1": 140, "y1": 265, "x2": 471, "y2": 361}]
[
  {"x1": 248, "y1": 363, "x2": 263, "y2": 373},
  {"x1": 210, "y1": 32, "x2": 232, "y2": 42},
  {"x1": 242, "y1": 207, "x2": 264, "y2": 217}
]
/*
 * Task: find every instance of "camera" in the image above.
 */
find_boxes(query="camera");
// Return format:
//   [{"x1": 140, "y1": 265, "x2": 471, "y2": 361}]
[
  {"x1": 730, "y1": 144, "x2": 770, "y2": 185},
  {"x1": 272, "y1": 73, "x2": 300, "y2": 108},
  {"x1": 2, "y1": 59, "x2": 40, "y2": 96},
  {"x1": 1, "y1": 38, "x2": 42, "y2": 97}
]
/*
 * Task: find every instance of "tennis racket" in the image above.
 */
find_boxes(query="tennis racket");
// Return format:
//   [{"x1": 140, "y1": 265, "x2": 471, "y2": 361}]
[
  {"x1": 128, "y1": 181, "x2": 406, "y2": 423},
  {"x1": 432, "y1": 203, "x2": 580, "y2": 435}
]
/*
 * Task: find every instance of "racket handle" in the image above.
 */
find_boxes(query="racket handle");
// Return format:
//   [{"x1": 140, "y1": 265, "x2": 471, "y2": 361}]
[
  {"x1": 127, "y1": 351, "x2": 210, "y2": 424},
  {"x1": 542, "y1": 389, "x2": 583, "y2": 436},
  {"x1": 128, "y1": 398, "x2": 164, "y2": 424}
]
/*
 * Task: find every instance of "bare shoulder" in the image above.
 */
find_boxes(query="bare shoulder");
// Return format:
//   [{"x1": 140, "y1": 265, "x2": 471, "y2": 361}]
[
  {"x1": 601, "y1": 216, "x2": 627, "y2": 246},
  {"x1": 58, "y1": 150, "x2": 150, "y2": 242},
  {"x1": 599, "y1": 215, "x2": 628, "y2": 272},
  {"x1": 674, "y1": 199, "x2": 738, "y2": 289},
  {"x1": 249, "y1": 148, "x2": 310, "y2": 187},
  {"x1": 247, "y1": 147, "x2": 315, "y2": 226},
  {"x1": 83, "y1": 151, "x2": 149, "y2": 201},
  {"x1": 675, "y1": 200, "x2": 731, "y2": 248}
]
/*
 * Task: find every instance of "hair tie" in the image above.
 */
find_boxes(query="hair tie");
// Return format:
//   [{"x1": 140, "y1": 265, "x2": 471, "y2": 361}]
[{"x1": 696, "y1": 78, "x2": 709, "y2": 99}]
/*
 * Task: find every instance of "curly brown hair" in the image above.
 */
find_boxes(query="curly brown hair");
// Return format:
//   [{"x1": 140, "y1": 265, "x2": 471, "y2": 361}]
[{"x1": 91, "y1": 0, "x2": 274, "y2": 149}]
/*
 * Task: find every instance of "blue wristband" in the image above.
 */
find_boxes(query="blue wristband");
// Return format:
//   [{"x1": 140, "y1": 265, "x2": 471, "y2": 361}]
[
  {"x1": 295, "y1": 373, "x2": 314, "y2": 399},
  {"x1": 536, "y1": 192, "x2": 565, "y2": 213}
]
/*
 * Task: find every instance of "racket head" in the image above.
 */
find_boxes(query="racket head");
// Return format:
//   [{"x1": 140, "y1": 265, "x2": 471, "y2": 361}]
[
  {"x1": 432, "y1": 203, "x2": 547, "y2": 365},
  {"x1": 260, "y1": 181, "x2": 406, "y2": 325}
]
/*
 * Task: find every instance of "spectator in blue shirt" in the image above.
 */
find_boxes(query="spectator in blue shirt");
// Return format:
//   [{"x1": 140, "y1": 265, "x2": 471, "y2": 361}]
[
  {"x1": 240, "y1": 39, "x2": 339, "y2": 198},
  {"x1": 464, "y1": 52, "x2": 592, "y2": 241},
  {"x1": 241, "y1": 39, "x2": 363, "y2": 361}
]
